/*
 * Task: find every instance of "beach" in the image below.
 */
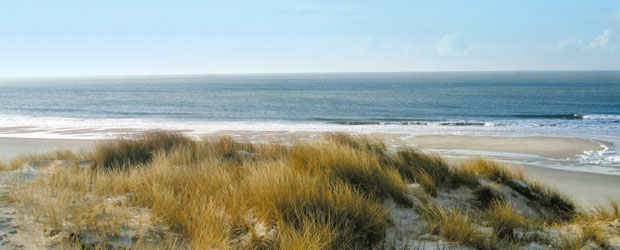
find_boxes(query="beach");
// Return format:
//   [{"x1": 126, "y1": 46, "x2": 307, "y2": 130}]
[
  {"x1": 1, "y1": 70, "x2": 619, "y2": 249},
  {"x1": 4, "y1": 1, "x2": 620, "y2": 247},
  {"x1": 406, "y1": 135, "x2": 607, "y2": 159},
  {"x1": 404, "y1": 135, "x2": 620, "y2": 207},
  {"x1": 0, "y1": 137, "x2": 95, "y2": 161}
]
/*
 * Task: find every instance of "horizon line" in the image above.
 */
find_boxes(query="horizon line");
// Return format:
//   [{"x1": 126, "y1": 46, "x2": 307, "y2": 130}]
[{"x1": 2, "y1": 69, "x2": 620, "y2": 79}]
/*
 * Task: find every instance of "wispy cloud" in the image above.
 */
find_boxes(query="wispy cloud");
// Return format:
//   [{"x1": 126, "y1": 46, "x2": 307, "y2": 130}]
[
  {"x1": 435, "y1": 33, "x2": 467, "y2": 55},
  {"x1": 556, "y1": 39, "x2": 581, "y2": 50},
  {"x1": 590, "y1": 29, "x2": 612, "y2": 48}
]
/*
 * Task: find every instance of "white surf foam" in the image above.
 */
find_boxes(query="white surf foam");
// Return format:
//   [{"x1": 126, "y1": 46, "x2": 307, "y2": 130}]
[
  {"x1": 577, "y1": 142, "x2": 620, "y2": 166},
  {"x1": 582, "y1": 114, "x2": 620, "y2": 121}
]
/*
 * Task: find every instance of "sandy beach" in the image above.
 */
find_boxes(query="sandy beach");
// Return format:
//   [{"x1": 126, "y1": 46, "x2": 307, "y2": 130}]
[
  {"x1": 406, "y1": 135, "x2": 607, "y2": 159},
  {"x1": 509, "y1": 164, "x2": 620, "y2": 208},
  {"x1": 406, "y1": 135, "x2": 620, "y2": 207},
  {"x1": 0, "y1": 137, "x2": 95, "y2": 162}
]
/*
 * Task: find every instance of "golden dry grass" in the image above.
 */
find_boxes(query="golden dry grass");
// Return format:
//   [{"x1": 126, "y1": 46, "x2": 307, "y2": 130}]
[
  {"x1": 5, "y1": 149, "x2": 82, "y2": 170},
  {"x1": 578, "y1": 201, "x2": 620, "y2": 223},
  {"x1": 456, "y1": 159, "x2": 576, "y2": 222},
  {"x1": 4, "y1": 132, "x2": 618, "y2": 250},
  {"x1": 415, "y1": 198, "x2": 488, "y2": 249},
  {"x1": 289, "y1": 141, "x2": 412, "y2": 206},
  {"x1": 555, "y1": 201, "x2": 620, "y2": 249},
  {"x1": 560, "y1": 224, "x2": 608, "y2": 250},
  {"x1": 474, "y1": 185, "x2": 505, "y2": 209},
  {"x1": 89, "y1": 131, "x2": 195, "y2": 170},
  {"x1": 11, "y1": 133, "x2": 395, "y2": 249},
  {"x1": 0, "y1": 158, "x2": 7, "y2": 170},
  {"x1": 485, "y1": 200, "x2": 526, "y2": 240}
]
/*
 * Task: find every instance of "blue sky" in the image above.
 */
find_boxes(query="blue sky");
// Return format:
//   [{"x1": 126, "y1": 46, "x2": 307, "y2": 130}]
[{"x1": 1, "y1": 0, "x2": 619, "y2": 76}]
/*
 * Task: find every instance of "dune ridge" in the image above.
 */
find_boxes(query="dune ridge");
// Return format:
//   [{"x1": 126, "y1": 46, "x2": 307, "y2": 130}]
[{"x1": 1, "y1": 131, "x2": 619, "y2": 249}]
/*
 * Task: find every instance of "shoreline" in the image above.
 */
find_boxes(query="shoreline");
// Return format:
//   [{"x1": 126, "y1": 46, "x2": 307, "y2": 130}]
[{"x1": 405, "y1": 134, "x2": 609, "y2": 159}]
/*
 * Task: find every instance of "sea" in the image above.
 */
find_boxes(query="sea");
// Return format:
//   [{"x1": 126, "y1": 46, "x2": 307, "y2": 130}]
[{"x1": 1, "y1": 71, "x2": 619, "y2": 172}]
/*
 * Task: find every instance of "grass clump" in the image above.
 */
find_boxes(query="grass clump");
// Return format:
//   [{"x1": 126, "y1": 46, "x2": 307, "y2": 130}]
[
  {"x1": 416, "y1": 200, "x2": 489, "y2": 249},
  {"x1": 290, "y1": 140, "x2": 412, "y2": 206},
  {"x1": 90, "y1": 131, "x2": 194, "y2": 170},
  {"x1": 438, "y1": 210, "x2": 488, "y2": 249},
  {"x1": 485, "y1": 200, "x2": 526, "y2": 240},
  {"x1": 245, "y1": 163, "x2": 389, "y2": 249},
  {"x1": 394, "y1": 151, "x2": 452, "y2": 187},
  {"x1": 392, "y1": 149, "x2": 480, "y2": 196},
  {"x1": 0, "y1": 158, "x2": 7, "y2": 170},
  {"x1": 579, "y1": 201, "x2": 620, "y2": 222},
  {"x1": 326, "y1": 133, "x2": 387, "y2": 154},
  {"x1": 474, "y1": 185, "x2": 505, "y2": 209},
  {"x1": 458, "y1": 159, "x2": 576, "y2": 222},
  {"x1": 561, "y1": 224, "x2": 608, "y2": 250}
]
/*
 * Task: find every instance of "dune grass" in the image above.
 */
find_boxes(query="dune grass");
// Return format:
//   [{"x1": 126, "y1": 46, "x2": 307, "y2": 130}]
[
  {"x1": 485, "y1": 200, "x2": 527, "y2": 240},
  {"x1": 0, "y1": 158, "x2": 7, "y2": 171},
  {"x1": 90, "y1": 131, "x2": 195, "y2": 170},
  {"x1": 415, "y1": 198, "x2": 489, "y2": 249},
  {"x1": 577, "y1": 201, "x2": 620, "y2": 223},
  {"x1": 474, "y1": 185, "x2": 505, "y2": 209},
  {"x1": 11, "y1": 133, "x2": 397, "y2": 249},
  {"x1": 560, "y1": 224, "x2": 608, "y2": 250},
  {"x1": 456, "y1": 159, "x2": 576, "y2": 222},
  {"x1": 5, "y1": 132, "x2": 618, "y2": 249},
  {"x1": 3, "y1": 149, "x2": 83, "y2": 170},
  {"x1": 556, "y1": 201, "x2": 620, "y2": 249},
  {"x1": 289, "y1": 141, "x2": 412, "y2": 206}
]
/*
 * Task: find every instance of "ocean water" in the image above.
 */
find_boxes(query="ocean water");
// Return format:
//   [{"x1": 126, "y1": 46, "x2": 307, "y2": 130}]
[{"x1": 1, "y1": 71, "x2": 619, "y2": 169}]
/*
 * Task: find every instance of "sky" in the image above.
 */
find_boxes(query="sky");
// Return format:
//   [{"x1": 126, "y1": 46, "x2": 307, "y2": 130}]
[{"x1": 1, "y1": 0, "x2": 619, "y2": 77}]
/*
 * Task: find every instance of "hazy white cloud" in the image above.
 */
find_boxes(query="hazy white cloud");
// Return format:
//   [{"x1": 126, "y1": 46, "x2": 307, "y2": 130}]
[
  {"x1": 436, "y1": 33, "x2": 467, "y2": 55},
  {"x1": 615, "y1": 9, "x2": 620, "y2": 20},
  {"x1": 556, "y1": 39, "x2": 581, "y2": 50},
  {"x1": 590, "y1": 29, "x2": 612, "y2": 48}
]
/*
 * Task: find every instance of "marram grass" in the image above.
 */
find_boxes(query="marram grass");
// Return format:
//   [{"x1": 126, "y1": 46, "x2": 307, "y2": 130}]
[{"x1": 6, "y1": 132, "x2": 619, "y2": 249}]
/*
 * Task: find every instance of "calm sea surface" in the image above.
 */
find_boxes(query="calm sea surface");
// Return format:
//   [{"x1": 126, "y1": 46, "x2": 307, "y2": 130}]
[{"x1": 1, "y1": 71, "x2": 619, "y2": 124}]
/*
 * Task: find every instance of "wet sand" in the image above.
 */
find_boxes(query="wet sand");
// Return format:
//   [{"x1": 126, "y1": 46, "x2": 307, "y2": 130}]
[{"x1": 406, "y1": 135, "x2": 607, "y2": 159}]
